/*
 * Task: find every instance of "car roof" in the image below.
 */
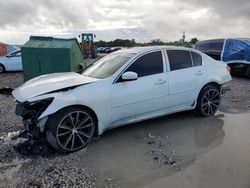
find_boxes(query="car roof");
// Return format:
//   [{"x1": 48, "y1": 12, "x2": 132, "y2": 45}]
[{"x1": 116, "y1": 46, "x2": 197, "y2": 55}]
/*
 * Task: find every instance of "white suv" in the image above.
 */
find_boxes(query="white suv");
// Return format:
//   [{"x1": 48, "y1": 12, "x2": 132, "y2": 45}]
[{"x1": 13, "y1": 46, "x2": 232, "y2": 152}]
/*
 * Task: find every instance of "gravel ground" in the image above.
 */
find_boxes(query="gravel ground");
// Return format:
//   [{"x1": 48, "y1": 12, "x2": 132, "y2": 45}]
[
  {"x1": 0, "y1": 72, "x2": 23, "y2": 89},
  {"x1": 0, "y1": 62, "x2": 107, "y2": 187},
  {"x1": 0, "y1": 71, "x2": 250, "y2": 187},
  {"x1": 220, "y1": 76, "x2": 250, "y2": 113},
  {"x1": 0, "y1": 136, "x2": 98, "y2": 188},
  {"x1": 0, "y1": 95, "x2": 22, "y2": 136}
]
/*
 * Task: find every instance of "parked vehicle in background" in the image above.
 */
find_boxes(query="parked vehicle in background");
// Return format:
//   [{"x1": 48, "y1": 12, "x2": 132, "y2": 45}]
[
  {"x1": 100, "y1": 47, "x2": 109, "y2": 53},
  {"x1": 0, "y1": 42, "x2": 20, "y2": 57},
  {"x1": 195, "y1": 38, "x2": 250, "y2": 78},
  {"x1": 99, "y1": 47, "x2": 107, "y2": 53},
  {"x1": 0, "y1": 50, "x2": 22, "y2": 73},
  {"x1": 195, "y1": 39, "x2": 224, "y2": 60},
  {"x1": 104, "y1": 47, "x2": 111, "y2": 53},
  {"x1": 96, "y1": 47, "x2": 104, "y2": 53},
  {"x1": 111, "y1": 47, "x2": 122, "y2": 52},
  {"x1": 97, "y1": 47, "x2": 122, "y2": 53},
  {"x1": 13, "y1": 46, "x2": 231, "y2": 153}
]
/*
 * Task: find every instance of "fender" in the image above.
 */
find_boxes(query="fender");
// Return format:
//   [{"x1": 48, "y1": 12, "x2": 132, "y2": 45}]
[{"x1": 36, "y1": 92, "x2": 107, "y2": 135}]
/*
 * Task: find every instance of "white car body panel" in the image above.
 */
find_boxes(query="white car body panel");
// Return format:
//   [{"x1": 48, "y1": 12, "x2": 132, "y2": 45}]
[
  {"x1": 12, "y1": 46, "x2": 232, "y2": 135},
  {"x1": 111, "y1": 72, "x2": 169, "y2": 125},
  {"x1": 12, "y1": 72, "x2": 99, "y2": 102},
  {"x1": 0, "y1": 50, "x2": 22, "y2": 71}
]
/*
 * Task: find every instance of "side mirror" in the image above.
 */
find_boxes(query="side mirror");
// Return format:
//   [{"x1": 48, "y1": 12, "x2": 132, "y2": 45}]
[{"x1": 121, "y1": 71, "x2": 138, "y2": 81}]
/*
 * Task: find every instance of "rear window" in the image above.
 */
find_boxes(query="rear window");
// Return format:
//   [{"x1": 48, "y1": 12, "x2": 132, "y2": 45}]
[
  {"x1": 191, "y1": 52, "x2": 202, "y2": 66},
  {"x1": 167, "y1": 50, "x2": 193, "y2": 71}
]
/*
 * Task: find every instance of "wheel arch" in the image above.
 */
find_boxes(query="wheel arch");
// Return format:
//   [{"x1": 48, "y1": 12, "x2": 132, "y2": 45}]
[
  {"x1": 197, "y1": 81, "x2": 221, "y2": 99},
  {"x1": 0, "y1": 63, "x2": 6, "y2": 72},
  {"x1": 44, "y1": 104, "x2": 99, "y2": 136},
  {"x1": 194, "y1": 81, "x2": 221, "y2": 116}
]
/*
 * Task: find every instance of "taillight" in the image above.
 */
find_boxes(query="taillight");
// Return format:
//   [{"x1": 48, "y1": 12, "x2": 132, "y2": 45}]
[{"x1": 226, "y1": 65, "x2": 231, "y2": 73}]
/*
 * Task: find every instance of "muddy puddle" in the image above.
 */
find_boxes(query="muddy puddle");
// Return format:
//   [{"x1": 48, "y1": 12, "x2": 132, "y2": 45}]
[{"x1": 78, "y1": 111, "x2": 250, "y2": 188}]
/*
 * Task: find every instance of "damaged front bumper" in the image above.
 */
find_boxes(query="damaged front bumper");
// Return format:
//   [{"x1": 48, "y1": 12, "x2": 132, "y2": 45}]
[{"x1": 15, "y1": 98, "x2": 53, "y2": 138}]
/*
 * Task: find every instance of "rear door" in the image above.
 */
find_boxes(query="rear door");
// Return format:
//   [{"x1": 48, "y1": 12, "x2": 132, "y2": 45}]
[
  {"x1": 166, "y1": 50, "x2": 207, "y2": 108},
  {"x1": 111, "y1": 50, "x2": 169, "y2": 124}
]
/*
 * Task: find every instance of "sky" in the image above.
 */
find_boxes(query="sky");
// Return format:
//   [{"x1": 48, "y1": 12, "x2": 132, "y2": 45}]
[{"x1": 0, "y1": 0, "x2": 249, "y2": 44}]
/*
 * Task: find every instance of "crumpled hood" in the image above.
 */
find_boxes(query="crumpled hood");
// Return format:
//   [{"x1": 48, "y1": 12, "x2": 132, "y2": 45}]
[{"x1": 12, "y1": 72, "x2": 99, "y2": 102}]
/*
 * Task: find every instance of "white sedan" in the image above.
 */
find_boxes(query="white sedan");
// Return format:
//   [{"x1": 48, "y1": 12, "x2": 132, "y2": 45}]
[
  {"x1": 13, "y1": 46, "x2": 232, "y2": 153},
  {"x1": 0, "y1": 50, "x2": 22, "y2": 73}
]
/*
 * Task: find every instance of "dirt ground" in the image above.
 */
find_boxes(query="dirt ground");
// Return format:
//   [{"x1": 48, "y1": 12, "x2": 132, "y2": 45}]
[{"x1": 0, "y1": 72, "x2": 250, "y2": 188}]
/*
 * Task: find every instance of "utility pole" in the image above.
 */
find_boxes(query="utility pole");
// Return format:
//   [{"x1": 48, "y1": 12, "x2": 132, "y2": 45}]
[{"x1": 182, "y1": 31, "x2": 186, "y2": 43}]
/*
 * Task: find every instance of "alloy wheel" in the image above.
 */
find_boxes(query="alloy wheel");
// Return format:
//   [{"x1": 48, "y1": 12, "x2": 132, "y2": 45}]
[
  {"x1": 56, "y1": 111, "x2": 95, "y2": 152},
  {"x1": 201, "y1": 89, "x2": 220, "y2": 116},
  {"x1": 0, "y1": 65, "x2": 4, "y2": 73}
]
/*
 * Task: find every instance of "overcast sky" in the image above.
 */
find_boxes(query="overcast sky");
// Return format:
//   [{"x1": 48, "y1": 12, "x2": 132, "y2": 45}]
[{"x1": 0, "y1": 0, "x2": 249, "y2": 44}]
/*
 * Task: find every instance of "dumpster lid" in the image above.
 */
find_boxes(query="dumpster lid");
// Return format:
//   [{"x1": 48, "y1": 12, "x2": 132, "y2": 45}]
[{"x1": 22, "y1": 36, "x2": 82, "y2": 49}]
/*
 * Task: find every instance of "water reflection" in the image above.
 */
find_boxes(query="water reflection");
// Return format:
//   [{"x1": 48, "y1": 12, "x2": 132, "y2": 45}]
[{"x1": 79, "y1": 112, "x2": 225, "y2": 187}]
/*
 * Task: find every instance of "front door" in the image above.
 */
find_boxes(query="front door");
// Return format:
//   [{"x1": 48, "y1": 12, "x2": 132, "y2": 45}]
[{"x1": 111, "y1": 51, "x2": 169, "y2": 124}]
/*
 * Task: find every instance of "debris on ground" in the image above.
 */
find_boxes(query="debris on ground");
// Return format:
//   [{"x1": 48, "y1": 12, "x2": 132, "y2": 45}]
[
  {"x1": 142, "y1": 133, "x2": 184, "y2": 169},
  {"x1": 0, "y1": 131, "x2": 98, "y2": 187}
]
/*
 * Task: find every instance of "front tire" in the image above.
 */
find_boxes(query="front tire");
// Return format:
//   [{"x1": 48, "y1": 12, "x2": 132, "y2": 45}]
[
  {"x1": 194, "y1": 85, "x2": 221, "y2": 117},
  {"x1": 46, "y1": 106, "x2": 96, "y2": 153},
  {"x1": 0, "y1": 64, "x2": 5, "y2": 73}
]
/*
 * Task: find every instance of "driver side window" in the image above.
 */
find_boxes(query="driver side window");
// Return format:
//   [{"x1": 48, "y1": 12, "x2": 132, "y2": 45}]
[{"x1": 125, "y1": 51, "x2": 163, "y2": 77}]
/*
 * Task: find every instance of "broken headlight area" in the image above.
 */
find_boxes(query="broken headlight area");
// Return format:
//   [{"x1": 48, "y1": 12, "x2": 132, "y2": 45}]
[{"x1": 15, "y1": 98, "x2": 53, "y2": 138}]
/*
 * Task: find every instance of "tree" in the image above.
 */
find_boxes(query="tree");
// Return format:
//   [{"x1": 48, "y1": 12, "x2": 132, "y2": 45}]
[
  {"x1": 190, "y1": 38, "x2": 199, "y2": 44},
  {"x1": 131, "y1": 39, "x2": 136, "y2": 47},
  {"x1": 150, "y1": 39, "x2": 164, "y2": 45}
]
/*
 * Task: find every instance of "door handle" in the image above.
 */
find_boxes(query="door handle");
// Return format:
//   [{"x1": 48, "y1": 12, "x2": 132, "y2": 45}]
[
  {"x1": 195, "y1": 71, "x2": 204, "y2": 76},
  {"x1": 155, "y1": 79, "x2": 166, "y2": 85}
]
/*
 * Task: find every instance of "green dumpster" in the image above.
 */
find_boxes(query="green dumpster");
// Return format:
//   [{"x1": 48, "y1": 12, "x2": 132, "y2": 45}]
[{"x1": 21, "y1": 36, "x2": 84, "y2": 81}]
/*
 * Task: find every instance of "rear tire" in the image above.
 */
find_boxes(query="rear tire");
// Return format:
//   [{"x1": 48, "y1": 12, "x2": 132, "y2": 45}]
[
  {"x1": 194, "y1": 85, "x2": 221, "y2": 117},
  {"x1": 246, "y1": 65, "x2": 250, "y2": 79},
  {"x1": 0, "y1": 64, "x2": 5, "y2": 73},
  {"x1": 46, "y1": 106, "x2": 96, "y2": 153}
]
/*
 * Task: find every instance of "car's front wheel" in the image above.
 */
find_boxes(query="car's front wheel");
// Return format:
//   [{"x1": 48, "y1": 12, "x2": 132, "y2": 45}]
[
  {"x1": 46, "y1": 106, "x2": 96, "y2": 153},
  {"x1": 0, "y1": 64, "x2": 5, "y2": 73},
  {"x1": 194, "y1": 85, "x2": 221, "y2": 117}
]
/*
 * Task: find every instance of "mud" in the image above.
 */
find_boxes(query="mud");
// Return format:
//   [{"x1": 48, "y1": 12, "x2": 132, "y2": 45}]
[{"x1": 79, "y1": 111, "x2": 250, "y2": 188}]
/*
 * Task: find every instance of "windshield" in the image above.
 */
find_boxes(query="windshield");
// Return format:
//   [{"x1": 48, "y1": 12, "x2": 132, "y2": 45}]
[{"x1": 82, "y1": 52, "x2": 134, "y2": 79}]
